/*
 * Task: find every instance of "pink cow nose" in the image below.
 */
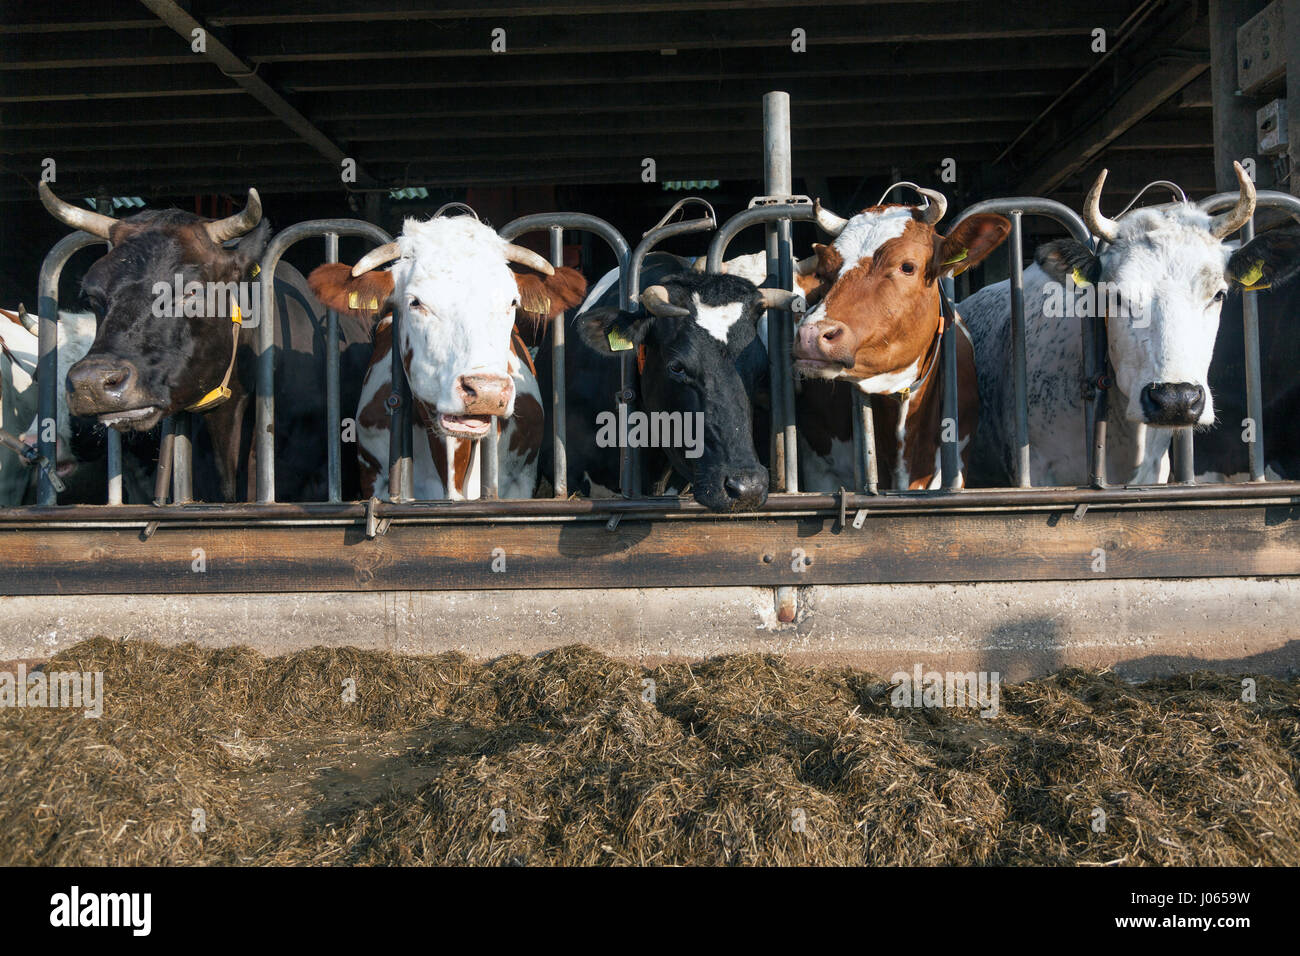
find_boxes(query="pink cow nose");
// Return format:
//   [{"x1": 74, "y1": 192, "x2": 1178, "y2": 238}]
[
  {"x1": 455, "y1": 374, "x2": 513, "y2": 416},
  {"x1": 796, "y1": 320, "x2": 856, "y2": 367}
]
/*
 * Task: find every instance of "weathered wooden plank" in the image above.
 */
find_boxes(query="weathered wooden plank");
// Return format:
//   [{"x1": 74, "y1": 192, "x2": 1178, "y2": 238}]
[{"x1": 2, "y1": 505, "x2": 1297, "y2": 595}]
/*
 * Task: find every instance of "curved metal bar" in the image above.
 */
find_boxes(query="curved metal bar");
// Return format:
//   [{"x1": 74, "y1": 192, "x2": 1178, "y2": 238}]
[
  {"x1": 950, "y1": 197, "x2": 1094, "y2": 246},
  {"x1": 627, "y1": 208, "x2": 716, "y2": 313},
  {"x1": 1199, "y1": 189, "x2": 1300, "y2": 221},
  {"x1": 705, "y1": 204, "x2": 822, "y2": 273},
  {"x1": 37, "y1": 230, "x2": 106, "y2": 505},
  {"x1": 256, "y1": 219, "x2": 393, "y2": 504},
  {"x1": 498, "y1": 213, "x2": 636, "y2": 494}
]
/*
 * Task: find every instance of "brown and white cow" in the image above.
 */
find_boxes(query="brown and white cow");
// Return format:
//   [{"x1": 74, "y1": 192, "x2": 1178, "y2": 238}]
[
  {"x1": 309, "y1": 216, "x2": 586, "y2": 499},
  {"x1": 791, "y1": 190, "x2": 1011, "y2": 490}
]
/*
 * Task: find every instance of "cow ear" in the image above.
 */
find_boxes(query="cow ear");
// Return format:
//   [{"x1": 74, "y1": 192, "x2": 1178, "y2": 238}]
[
  {"x1": 578, "y1": 306, "x2": 652, "y2": 358},
  {"x1": 307, "y1": 262, "x2": 395, "y2": 317},
  {"x1": 1036, "y1": 239, "x2": 1101, "y2": 286},
  {"x1": 1228, "y1": 226, "x2": 1300, "y2": 291},
  {"x1": 932, "y1": 214, "x2": 1012, "y2": 280},
  {"x1": 229, "y1": 220, "x2": 271, "y2": 274},
  {"x1": 514, "y1": 266, "x2": 588, "y2": 322}
]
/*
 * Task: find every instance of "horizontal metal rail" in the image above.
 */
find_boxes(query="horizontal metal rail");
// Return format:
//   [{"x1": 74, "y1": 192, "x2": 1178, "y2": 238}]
[{"x1": 7, "y1": 480, "x2": 1299, "y2": 527}]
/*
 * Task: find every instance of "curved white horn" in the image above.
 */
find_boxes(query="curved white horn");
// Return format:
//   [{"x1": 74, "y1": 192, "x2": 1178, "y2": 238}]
[
  {"x1": 351, "y1": 241, "x2": 402, "y2": 277},
  {"x1": 915, "y1": 187, "x2": 948, "y2": 225},
  {"x1": 39, "y1": 182, "x2": 116, "y2": 239},
  {"x1": 17, "y1": 303, "x2": 37, "y2": 334},
  {"x1": 794, "y1": 254, "x2": 820, "y2": 276},
  {"x1": 505, "y1": 243, "x2": 554, "y2": 275},
  {"x1": 640, "y1": 285, "x2": 690, "y2": 318},
  {"x1": 1083, "y1": 169, "x2": 1120, "y2": 243},
  {"x1": 758, "y1": 288, "x2": 803, "y2": 312},
  {"x1": 204, "y1": 188, "x2": 263, "y2": 244},
  {"x1": 1208, "y1": 161, "x2": 1257, "y2": 239},
  {"x1": 814, "y1": 199, "x2": 849, "y2": 237}
]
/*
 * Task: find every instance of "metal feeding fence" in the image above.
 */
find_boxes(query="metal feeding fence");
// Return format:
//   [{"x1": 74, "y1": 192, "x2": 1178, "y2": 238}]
[{"x1": 25, "y1": 91, "x2": 1300, "y2": 525}]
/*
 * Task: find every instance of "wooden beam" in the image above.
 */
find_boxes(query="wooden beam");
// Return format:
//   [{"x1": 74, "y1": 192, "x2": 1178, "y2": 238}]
[
  {"x1": 1209, "y1": 0, "x2": 1274, "y2": 190},
  {"x1": 2, "y1": 505, "x2": 1298, "y2": 595},
  {"x1": 136, "y1": 0, "x2": 378, "y2": 187}
]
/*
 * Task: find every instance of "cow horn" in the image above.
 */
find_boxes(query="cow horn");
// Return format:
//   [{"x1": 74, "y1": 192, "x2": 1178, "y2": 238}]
[
  {"x1": 204, "y1": 188, "x2": 262, "y2": 244},
  {"x1": 1208, "y1": 160, "x2": 1257, "y2": 239},
  {"x1": 17, "y1": 303, "x2": 37, "y2": 334},
  {"x1": 916, "y1": 187, "x2": 948, "y2": 225},
  {"x1": 794, "y1": 254, "x2": 820, "y2": 276},
  {"x1": 351, "y1": 241, "x2": 402, "y2": 277},
  {"x1": 640, "y1": 285, "x2": 690, "y2": 318},
  {"x1": 758, "y1": 288, "x2": 803, "y2": 312},
  {"x1": 504, "y1": 243, "x2": 554, "y2": 275},
  {"x1": 814, "y1": 199, "x2": 848, "y2": 237},
  {"x1": 1083, "y1": 169, "x2": 1120, "y2": 243},
  {"x1": 38, "y1": 182, "x2": 116, "y2": 239}
]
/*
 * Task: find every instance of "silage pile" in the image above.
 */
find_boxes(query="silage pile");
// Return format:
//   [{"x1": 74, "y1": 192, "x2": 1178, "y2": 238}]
[{"x1": 1, "y1": 638, "x2": 1297, "y2": 866}]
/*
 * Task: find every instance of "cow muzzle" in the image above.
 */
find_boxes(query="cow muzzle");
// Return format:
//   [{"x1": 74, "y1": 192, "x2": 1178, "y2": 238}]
[
  {"x1": 66, "y1": 355, "x2": 163, "y2": 430},
  {"x1": 1139, "y1": 382, "x2": 1205, "y2": 427},
  {"x1": 793, "y1": 320, "x2": 856, "y2": 374},
  {"x1": 437, "y1": 373, "x2": 514, "y2": 438}
]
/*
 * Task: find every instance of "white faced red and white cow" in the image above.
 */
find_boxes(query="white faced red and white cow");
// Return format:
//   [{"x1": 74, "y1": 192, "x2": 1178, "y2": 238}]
[
  {"x1": 309, "y1": 216, "x2": 586, "y2": 500},
  {"x1": 961, "y1": 162, "x2": 1274, "y2": 486},
  {"x1": 790, "y1": 191, "x2": 1011, "y2": 490}
]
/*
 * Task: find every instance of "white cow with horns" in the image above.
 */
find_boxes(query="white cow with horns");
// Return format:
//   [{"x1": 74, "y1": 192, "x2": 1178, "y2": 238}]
[{"x1": 959, "y1": 162, "x2": 1287, "y2": 486}]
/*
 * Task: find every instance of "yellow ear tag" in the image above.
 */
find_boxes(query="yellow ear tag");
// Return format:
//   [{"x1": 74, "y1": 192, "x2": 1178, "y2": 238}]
[
  {"x1": 348, "y1": 291, "x2": 360, "y2": 310},
  {"x1": 606, "y1": 327, "x2": 635, "y2": 352},
  {"x1": 942, "y1": 249, "x2": 968, "y2": 266},
  {"x1": 1071, "y1": 268, "x2": 1091, "y2": 287},
  {"x1": 251, "y1": 263, "x2": 261, "y2": 278},
  {"x1": 1238, "y1": 260, "x2": 1270, "y2": 292}
]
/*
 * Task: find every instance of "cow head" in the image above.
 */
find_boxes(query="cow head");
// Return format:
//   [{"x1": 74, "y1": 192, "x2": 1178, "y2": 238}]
[
  {"x1": 40, "y1": 183, "x2": 267, "y2": 432},
  {"x1": 792, "y1": 190, "x2": 1010, "y2": 392},
  {"x1": 578, "y1": 272, "x2": 784, "y2": 512},
  {"x1": 309, "y1": 217, "x2": 585, "y2": 439},
  {"x1": 1036, "y1": 162, "x2": 1259, "y2": 428}
]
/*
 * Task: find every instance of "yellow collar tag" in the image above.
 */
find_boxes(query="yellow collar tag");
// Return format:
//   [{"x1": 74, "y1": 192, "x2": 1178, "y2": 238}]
[
  {"x1": 186, "y1": 385, "x2": 232, "y2": 412},
  {"x1": 607, "y1": 327, "x2": 635, "y2": 352},
  {"x1": 231, "y1": 301, "x2": 242, "y2": 324}
]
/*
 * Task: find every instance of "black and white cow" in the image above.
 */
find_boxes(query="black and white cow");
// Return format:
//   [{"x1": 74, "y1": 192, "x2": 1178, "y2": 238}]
[
  {"x1": 961, "y1": 163, "x2": 1266, "y2": 485},
  {"x1": 546, "y1": 251, "x2": 794, "y2": 512}
]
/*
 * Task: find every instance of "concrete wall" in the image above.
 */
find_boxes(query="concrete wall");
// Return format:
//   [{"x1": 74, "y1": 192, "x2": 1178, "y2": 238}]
[{"x1": 3, "y1": 577, "x2": 1297, "y2": 680}]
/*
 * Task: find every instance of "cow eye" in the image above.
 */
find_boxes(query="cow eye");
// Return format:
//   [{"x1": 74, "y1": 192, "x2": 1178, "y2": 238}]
[
  {"x1": 407, "y1": 296, "x2": 426, "y2": 313},
  {"x1": 667, "y1": 359, "x2": 687, "y2": 377},
  {"x1": 1212, "y1": 289, "x2": 1227, "y2": 303},
  {"x1": 900, "y1": 262, "x2": 916, "y2": 275}
]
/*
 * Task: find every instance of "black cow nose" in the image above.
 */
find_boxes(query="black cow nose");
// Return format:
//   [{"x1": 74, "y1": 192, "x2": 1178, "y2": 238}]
[
  {"x1": 1140, "y1": 382, "x2": 1205, "y2": 425},
  {"x1": 723, "y1": 468, "x2": 769, "y2": 505},
  {"x1": 67, "y1": 356, "x2": 138, "y2": 407}
]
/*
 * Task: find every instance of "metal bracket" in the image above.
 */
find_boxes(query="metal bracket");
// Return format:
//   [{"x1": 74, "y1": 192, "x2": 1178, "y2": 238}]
[
  {"x1": 605, "y1": 513, "x2": 623, "y2": 533},
  {"x1": 775, "y1": 585, "x2": 798, "y2": 624},
  {"x1": 365, "y1": 496, "x2": 391, "y2": 539},
  {"x1": 748, "y1": 194, "x2": 812, "y2": 209}
]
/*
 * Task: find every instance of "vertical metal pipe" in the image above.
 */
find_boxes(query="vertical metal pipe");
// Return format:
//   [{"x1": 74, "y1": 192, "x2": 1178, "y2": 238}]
[
  {"x1": 255, "y1": 247, "x2": 277, "y2": 502},
  {"x1": 324, "y1": 232, "x2": 342, "y2": 503},
  {"x1": 171, "y1": 411, "x2": 193, "y2": 503},
  {"x1": 549, "y1": 225, "x2": 568, "y2": 498},
  {"x1": 1090, "y1": 313, "x2": 1109, "y2": 488},
  {"x1": 1008, "y1": 210, "x2": 1031, "y2": 487},
  {"x1": 939, "y1": 278, "x2": 960, "y2": 489},
  {"x1": 152, "y1": 417, "x2": 175, "y2": 506},
  {"x1": 862, "y1": 399, "x2": 879, "y2": 495},
  {"x1": 763, "y1": 90, "x2": 796, "y2": 493},
  {"x1": 106, "y1": 431, "x2": 123, "y2": 504},
  {"x1": 1171, "y1": 428, "x2": 1195, "y2": 484},
  {"x1": 1239, "y1": 217, "x2": 1266, "y2": 481}
]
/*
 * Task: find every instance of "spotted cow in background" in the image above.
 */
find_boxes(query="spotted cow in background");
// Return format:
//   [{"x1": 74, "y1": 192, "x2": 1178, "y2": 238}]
[{"x1": 309, "y1": 216, "x2": 586, "y2": 500}]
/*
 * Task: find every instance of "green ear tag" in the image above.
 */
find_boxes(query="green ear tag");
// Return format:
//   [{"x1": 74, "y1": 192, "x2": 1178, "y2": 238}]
[
  {"x1": 606, "y1": 327, "x2": 635, "y2": 352},
  {"x1": 1238, "y1": 260, "x2": 1270, "y2": 291},
  {"x1": 942, "y1": 248, "x2": 968, "y2": 266},
  {"x1": 1071, "y1": 268, "x2": 1091, "y2": 287}
]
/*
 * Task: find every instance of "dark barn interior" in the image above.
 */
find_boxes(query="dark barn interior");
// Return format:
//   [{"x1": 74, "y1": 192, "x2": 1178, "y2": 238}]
[{"x1": 4, "y1": 0, "x2": 1292, "y2": 304}]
